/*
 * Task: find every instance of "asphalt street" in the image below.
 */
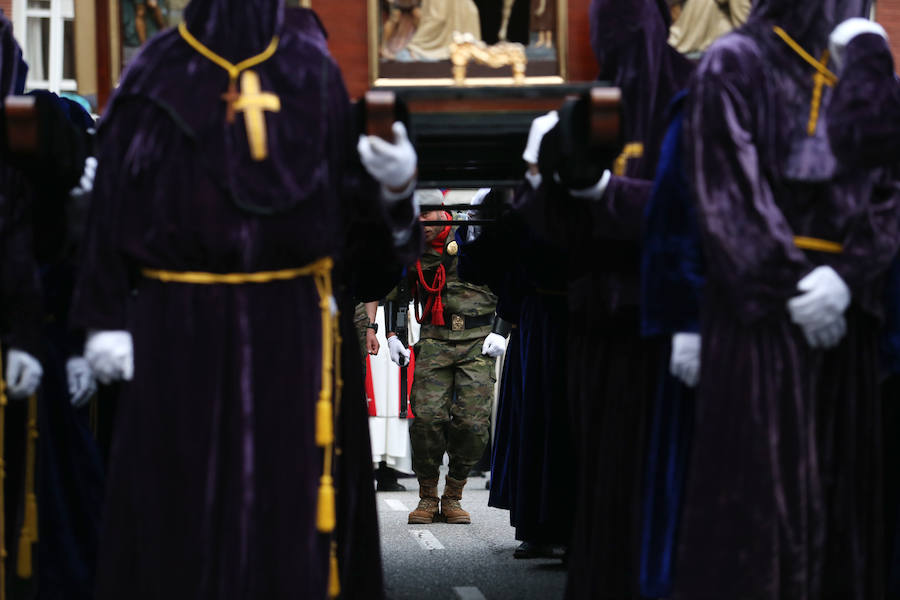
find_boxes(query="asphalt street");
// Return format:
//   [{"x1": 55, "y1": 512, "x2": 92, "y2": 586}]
[{"x1": 378, "y1": 468, "x2": 567, "y2": 600}]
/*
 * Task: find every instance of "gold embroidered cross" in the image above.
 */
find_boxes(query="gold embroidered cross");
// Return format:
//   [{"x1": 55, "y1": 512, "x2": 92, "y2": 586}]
[{"x1": 229, "y1": 70, "x2": 281, "y2": 161}]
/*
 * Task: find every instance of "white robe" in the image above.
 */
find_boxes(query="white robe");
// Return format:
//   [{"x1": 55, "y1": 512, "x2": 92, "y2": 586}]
[{"x1": 368, "y1": 305, "x2": 418, "y2": 472}]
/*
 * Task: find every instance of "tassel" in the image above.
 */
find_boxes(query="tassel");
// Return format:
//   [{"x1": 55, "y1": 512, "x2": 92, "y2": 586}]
[
  {"x1": 15, "y1": 526, "x2": 31, "y2": 579},
  {"x1": 24, "y1": 494, "x2": 37, "y2": 543},
  {"x1": 328, "y1": 548, "x2": 341, "y2": 598},
  {"x1": 317, "y1": 475, "x2": 336, "y2": 533},
  {"x1": 316, "y1": 396, "x2": 334, "y2": 447},
  {"x1": 431, "y1": 294, "x2": 445, "y2": 326}
]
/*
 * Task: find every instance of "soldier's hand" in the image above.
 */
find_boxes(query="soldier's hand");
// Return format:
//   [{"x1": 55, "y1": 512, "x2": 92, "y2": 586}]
[
  {"x1": 366, "y1": 330, "x2": 381, "y2": 355},
  {"x1": 387, "y1": 335, "x2": 410, "y2": 367}
]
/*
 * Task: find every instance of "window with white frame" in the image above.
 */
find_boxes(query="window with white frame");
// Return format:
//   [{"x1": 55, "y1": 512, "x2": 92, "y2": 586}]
[{"x1": 13, "y1": 0, "x2": 76, "y2": 93}]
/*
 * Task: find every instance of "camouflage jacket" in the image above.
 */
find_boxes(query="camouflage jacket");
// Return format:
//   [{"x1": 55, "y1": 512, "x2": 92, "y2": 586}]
[{"x1": 392, "y1": 227, "x2": 497, "y2": 342}]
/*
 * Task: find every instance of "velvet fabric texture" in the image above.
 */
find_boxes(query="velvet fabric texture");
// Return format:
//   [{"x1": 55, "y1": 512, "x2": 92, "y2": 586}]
[
  {"x1": 640, "y1": 92, "x2": 703, "y2": 339},
  {"x1": 528, "y1": 2, "x2": 691, "y2": 597},
  {"x1": 0, "y1": 14, "x2": 41, "y2": 356},
  {"x1": 71, "y1": 6, "x2": 421, "y2": 598},
  {"x1": 827, "y1": 33, "x2": 900, "y2": 171},
  {"x1": 457, "y1": 192, "x2": 576, "y2": 546},
  {"x1": 674, "y1": 2, "x2": 900, "y2": 596},
  {"x1": 824, "y1": 32, "x2": 900, "y2": 596},
  {"x1": 638, "y1": 92, "x2": 703, "y2": 598},
  {"x1": 26, "y1": 92, "x2": 104, "y2": 600},
  {"x1": 0, "y1": 15, "x2": 43, "y2": 600},
  {"x1": 115, "y1": 8, "x2": 334, "y2": 216},
  {"x1": 37, "y1": 262, "x2": 104, "y2": 600}
]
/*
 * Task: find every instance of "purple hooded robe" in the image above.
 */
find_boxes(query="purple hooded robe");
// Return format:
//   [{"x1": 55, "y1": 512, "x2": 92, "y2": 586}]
[
  {"x1": 70, "y1": 4, "x2": 421, "y2": 598},
  {"x1": 520, "y1": 1, "x2": 693, "y2": 598},
  {"x1": 0, "y1": 14, "x2": 43, "y2": 599},
  {"x1": 673, "y1": 2, "x2": 900, "y2": 598}
]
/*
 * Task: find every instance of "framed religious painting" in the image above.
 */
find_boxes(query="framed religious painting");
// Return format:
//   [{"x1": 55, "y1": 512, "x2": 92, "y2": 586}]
[
  {"x1": 118, "y1": 0, "x2": 186, "y2": 68},
  {"x1": 368, "y1": 0, "x2": 568, "y2": 86}
]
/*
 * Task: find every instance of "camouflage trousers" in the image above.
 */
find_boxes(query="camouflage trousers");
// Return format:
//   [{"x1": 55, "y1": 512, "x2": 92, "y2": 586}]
[
  {"x1": 353, "y1": 302, "x2": 369, "y2": 370},
  {"x1": 410, "y1": 337, "x2": 496, "y2": 481}
]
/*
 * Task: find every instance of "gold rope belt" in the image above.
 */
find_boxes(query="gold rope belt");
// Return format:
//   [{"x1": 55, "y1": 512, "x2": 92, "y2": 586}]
[
  {"x1": 142, "y1": 256, "x2": 342, "y2": 597},
  {"x1": 793, "y1": 236, "x2": 843, "y2": 254}
]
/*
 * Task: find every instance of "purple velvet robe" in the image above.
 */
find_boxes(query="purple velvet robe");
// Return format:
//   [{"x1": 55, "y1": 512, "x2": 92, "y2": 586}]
[
  {"x1": 537, "y1": 2, "x2": 693, "y2": 599},
  {"x1": 827, "y1": 33, "x2": 900, "y2": 170},
  {"x1": 0, "y1": 17, "x2": 43, "y2": 599},
  {"x1": 674, "y1": 2, "x2": 900, "y2": 598},
  {"x1": 0, "y1": 16, "x2": 40, "y2": 359},
  {"x1": 70, "y1": 5, "x2": 421, "y2": 599}
]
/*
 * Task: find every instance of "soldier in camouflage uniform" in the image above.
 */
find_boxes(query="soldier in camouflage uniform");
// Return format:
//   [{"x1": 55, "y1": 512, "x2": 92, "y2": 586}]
[{"x1": 387, "y1": 194, "x2": 508, "y2": 525}]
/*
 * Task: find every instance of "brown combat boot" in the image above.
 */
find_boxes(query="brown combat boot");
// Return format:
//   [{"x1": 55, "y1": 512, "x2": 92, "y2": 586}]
[
  {"x1": 408, "y1": 479, "x2": 440, "y2": 524},
  {"x1": 440, "y1": 476, "x2": 471, "y2": 524}
]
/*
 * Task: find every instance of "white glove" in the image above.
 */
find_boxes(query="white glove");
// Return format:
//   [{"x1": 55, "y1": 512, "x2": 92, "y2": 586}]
[
  {"x1": 70, "y1": 156, "x2": 97, "y2": 198},
  {"x1": 797, "y1": 314, "x2": 848, "y2": 349},
  {"x1": 387, "y1": 335, "x2": 411, "y2": 367},
  {"x1": 524, "y1": 170, "x2": 542, "y2": 190},
  {"x1": 481, "y1": 333, "x2": 507, "y2": 358},
  {"x1": 522, "y1": 110, "x2": 559, "y2": 164},
  {"x1": 669, "y1": 333, "x2": 700, "y2": 388},
  {"x1": 66, "y1": 356, "x2": 97, "y2": 408},
  {"x1": 5, "y1": 349, "x2": 43, "y2": 399},
  {"x1": 357, "y1": 122, "x2": 417, "y2": 193},
  {"x1": 787, "y1": 266, "x2": 851, "y2": 349},
  {"x1": 569, "y1": 169, "x2": 612, "y2": 200},
  {"x1": 830, "y1": 18, "x2": 888, "y2": 71},
  {"x1": 85, "y1": 330, "x2": 134, "y2": 384}
]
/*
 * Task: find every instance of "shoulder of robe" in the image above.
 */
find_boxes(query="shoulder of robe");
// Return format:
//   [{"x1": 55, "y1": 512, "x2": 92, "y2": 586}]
[
  {"x1": 283, "y1": 8, "x2": 329, "y2": 45},
  {"x1": 692, "y1": 31, "x2": 765, "y2": 87}
]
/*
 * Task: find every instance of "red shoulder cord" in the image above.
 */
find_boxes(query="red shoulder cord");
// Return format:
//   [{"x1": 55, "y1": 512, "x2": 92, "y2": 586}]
[{"x1": 413, "y1": 219, "x2": 451, "y2": 326}]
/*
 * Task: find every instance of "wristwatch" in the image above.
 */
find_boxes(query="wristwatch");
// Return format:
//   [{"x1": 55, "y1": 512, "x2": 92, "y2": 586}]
[{"x1": 366, "y1": 322, "x2": 379, "y2": 333}]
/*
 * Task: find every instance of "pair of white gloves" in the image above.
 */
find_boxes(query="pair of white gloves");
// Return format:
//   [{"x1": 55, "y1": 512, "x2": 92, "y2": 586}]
[
  {"x1": 668, "y1": 15, "x2": 882, "y2": 388},
  {"x1": 670, "y1": 256, "x2": 851, "y2": 389},
  {"x1": 387, "y1": 332, "x2": 508, "y2": 367},
  {"x1": 4, "y1": 349, "x2": 96, "y2": 407},
  {"x1": 0, "y1": 155, "x2": 101, "y2": 408},
  {"x1": 85, "y1": 121, "x2": 418, "y2": 385}
]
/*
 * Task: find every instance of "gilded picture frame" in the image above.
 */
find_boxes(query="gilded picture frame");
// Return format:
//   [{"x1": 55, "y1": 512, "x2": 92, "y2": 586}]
[{"x1": 367, "y1": 0, "x2": 568, "y2": 86}]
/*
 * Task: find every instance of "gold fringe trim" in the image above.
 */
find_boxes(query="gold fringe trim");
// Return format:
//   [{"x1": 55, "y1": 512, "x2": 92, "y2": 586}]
[
  {"x1": 16, "y1": 394, "x2": 38, "y2": 578},
  {"x1": 328, "y1": 542, "x2": 341, "y2": 599}
]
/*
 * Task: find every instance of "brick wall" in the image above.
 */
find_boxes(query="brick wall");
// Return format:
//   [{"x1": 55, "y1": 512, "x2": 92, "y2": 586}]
[
  {"x1": 877, "y1": 0, "x2": 900, "y2": 68},
  {"x1": 1, "y1": 0, "x2": 12, "y2": 21}
]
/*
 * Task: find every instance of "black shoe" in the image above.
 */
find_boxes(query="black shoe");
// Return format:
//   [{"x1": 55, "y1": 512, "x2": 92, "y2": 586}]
[
  {"x1": 513, "y1": 541, "x2": 563, "y2": 559},
  {"x1": 485, "y1": 478, "x2": 491, "y2": 490},
  {"x1": 376, "y1": 479, "x2": 407, "y2": 492}
]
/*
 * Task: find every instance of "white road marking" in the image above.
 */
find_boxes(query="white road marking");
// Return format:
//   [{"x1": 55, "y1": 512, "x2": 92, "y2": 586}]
[
  {"x1": 384, "y1": 499, "x2": 409, "y2": 511},
  {"x1": 453, "y1": 586, "x2": 487, "y2": 600},
  {"x1": 409, "y1": 529, "x2": 445, "y2": 551}
]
